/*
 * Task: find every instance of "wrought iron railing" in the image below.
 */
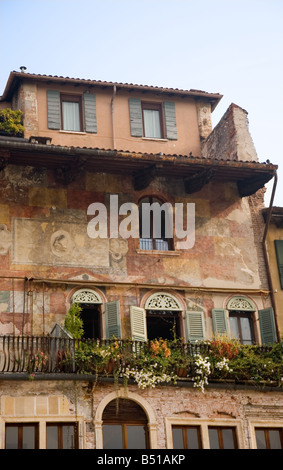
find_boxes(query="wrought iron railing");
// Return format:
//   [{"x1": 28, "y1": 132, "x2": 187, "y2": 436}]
[
  {"x1": 0, "y1": 335, "x2": 210, "y2": 375},
  {"x1": 0, "y1": 335, "x2": 279, "y2": 386}
]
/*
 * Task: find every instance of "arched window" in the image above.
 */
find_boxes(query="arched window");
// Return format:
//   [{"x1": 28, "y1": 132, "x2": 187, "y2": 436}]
[
  {"x1": 145, "y1": 292, "x2": 182, "y2": 340},
  {"x1": 227, "y1": 296, "x2": 256, "y2": 345},
  {"x1": 102, "y1": 399, "x2": 149, "y2": 449},
  {"x1": 70, "y1": 289, "x2": 121, "y2": 340},
  {"x1": 139, "y1": 196, "x2": 173, "y2": 251},
  {"x1": 130, "y1": 292, "x2": 185, "y2": 342}
]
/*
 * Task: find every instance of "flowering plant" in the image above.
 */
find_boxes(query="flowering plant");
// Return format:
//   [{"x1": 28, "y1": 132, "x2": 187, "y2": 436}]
[
  {"x1": 121, "y1": 339, "x2": 177, "y2": 389},
  {"x1": 28, "y1": 350, "x2": 49, "y2": 374}
]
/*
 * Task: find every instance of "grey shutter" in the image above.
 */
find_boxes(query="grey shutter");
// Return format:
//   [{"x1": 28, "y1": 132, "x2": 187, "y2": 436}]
[
  {"x1": 258, "y1": 308, "x2": 277, "y2": 344},
  {"x1": 47, "y1": 90, "x2": 61, "y2": 129},
  {"x1": 212, "y1": 309, "x2": 229, "y2": 336},
  {"x1": 164, "y1": 101, "x2": 177, "y2": 140},
  {"x1": 83, "y1": 92, "x2": 97, "y2": 133},
  {"x1": 130, "y1": 306, "x2": 147, "y2": 342},
  {"x1": 105, "y1": 301, "x2": 121, "y2": 339},
  {"x1": 274, "y1": 240, "x2": 283, "y2": 289},
  {"x1": 185, "y1": 310, "x2": 206, "y2": 342},
  {"x1": 129, "y1": 98, "x2": 143, "y2": 137}
]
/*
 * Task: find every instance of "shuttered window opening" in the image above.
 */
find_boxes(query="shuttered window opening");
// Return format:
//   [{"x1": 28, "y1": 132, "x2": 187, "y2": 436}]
[
  {"x1": 212, "y1": 309, "x2": 229, "y2": 336},
  {"x1": 211, "y1": 305, "x2": 277, "y2": 345},
  {"x1": 185, "y1": 311, "x2": 206, "y2": 342},
  {"x1": 274, "y1": 240, "x2": 283, "y2": 289},
  {"x1": 47, "y1": 90, "x2": 97, "y2": 133},
  {"x1": 105, "y1": 301, "x2": 121, "y2": 339},
  {"x1": 130, "y1": 306, "x2": 147, "y2": 342},
  {"x1": 129, "y1": 98, "x2": 177, "y2": 140},
  {"x1": 258, "y1": 307, "x2": 277, "y2": 344}
]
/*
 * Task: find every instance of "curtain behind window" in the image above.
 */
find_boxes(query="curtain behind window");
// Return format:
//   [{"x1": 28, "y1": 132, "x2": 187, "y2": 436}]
[
  {"x1": 62, "y1": 101, "x2": 80, "y2": 131},
  {"x1": 143, "y1": 109, "x2": 161, "y2": 138}
]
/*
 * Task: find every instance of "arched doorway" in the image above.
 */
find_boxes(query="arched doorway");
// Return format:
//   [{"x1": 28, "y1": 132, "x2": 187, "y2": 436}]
[
  {"x1": 95, "y1": 389, "x2": 158, "y2": 449},
  {"x1": 102, "y1": 398, "x2": 149, "y2": 449}
]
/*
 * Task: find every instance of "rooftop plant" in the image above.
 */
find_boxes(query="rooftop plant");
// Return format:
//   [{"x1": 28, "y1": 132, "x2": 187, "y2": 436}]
[{"x1": 0, "y1": 108, "x2": 24, "y2": 137}]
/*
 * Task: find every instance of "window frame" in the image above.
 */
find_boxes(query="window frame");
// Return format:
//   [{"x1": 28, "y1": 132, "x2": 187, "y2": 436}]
[
  {"x1": 228, "y1": 310, "x2": 256, "y2": 345},
  {"x1": 138, "y1": 196, "x2": 174, "y2": 252},
  {"x1": 5, "y1": 423, "x2": 39, "y2": 449},
  {"x1": 172, "y1": 425, "x2": 202, "y2": 449},
  {"x1": 46, "y1": 422, "x2": 79, "y2": 449},
  {"x1": 249, "y1": 421, "x2": 283, "y2": 449},
  {"x1": 141, "y1": 101, "x2": 164, "y2": 139},
  {"x1": 165, "y1": 418, "x2": 243, "y2": 449},
  {"x1": 102, "y1": 397, "x2": 149, "y2": 449},
  {"x1": 208, "y1": 425, "x2": 238, "y2": 449},
  {"x1": 255, "y1": 427, "x2": 283, "y2": 449},
  {"x1": 60, "y1": 93, "x2": 84, "y2": 132}
]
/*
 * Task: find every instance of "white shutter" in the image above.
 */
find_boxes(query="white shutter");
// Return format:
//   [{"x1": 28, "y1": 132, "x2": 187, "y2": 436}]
[{"x1": 130, "y1": 306, "x2": 147, "y2": 342}]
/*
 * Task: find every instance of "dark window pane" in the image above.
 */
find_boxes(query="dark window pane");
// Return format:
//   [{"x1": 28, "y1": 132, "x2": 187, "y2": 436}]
[
  {"x1": 208, "y1": 428, "x2": 220, "y2": 449},
  {"x1": 172, "y1": 428, "x2": 184, "y2": 449},
  {"x1": 127, "y1": 425, "x2": 147, "y2": 449},
  {"x1": 5, "y1": 427, "x2": 18, "y2": 449},
  {"x1": 47, "y1": 425, "x2": 59, "y2": 449},
  {"x1": 103, "y1": 425, "x2": 123, "y2": 449},
  {"x1": 186, "y1": 428, "x2": 201, "y2": 449},
  {"x1": 62, "y1": 425, "x2": 76, "y2": 449},
  {"x1": 269, "y1": 430, "x2": 282, "y2": 449},
  {"x1": 222, "y1": 428, "x2": 236, "y2": 449},
  {"x1": 22, "y1": 426, "x2": 35, "y2": 449},
  {"x1": 255, "y1": 429, "x2": 266, "y2": 449}
]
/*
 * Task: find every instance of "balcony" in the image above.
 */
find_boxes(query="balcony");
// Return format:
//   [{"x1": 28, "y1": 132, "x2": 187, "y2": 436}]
[{"x1": 0, "y1": 335, "x2": 282, "y2": 391}]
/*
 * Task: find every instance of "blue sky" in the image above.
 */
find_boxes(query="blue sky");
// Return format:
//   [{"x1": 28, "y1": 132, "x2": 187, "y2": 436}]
[{"x1": 1, "y1": 0, "x2": 283, "y2": 205}]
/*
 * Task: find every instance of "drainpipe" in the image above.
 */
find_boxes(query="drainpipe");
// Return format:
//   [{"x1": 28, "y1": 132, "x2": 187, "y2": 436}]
[
  {"x1": 262, "y1": 171, "x2": 280, "y2": 341},
  {"x1": 111, "y1": 85, "x2": 117, "y2": 149}
]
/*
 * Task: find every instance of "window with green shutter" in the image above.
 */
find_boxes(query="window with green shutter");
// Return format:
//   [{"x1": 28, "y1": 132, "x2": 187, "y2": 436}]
[
  {"x1": 274, "y1": 240, "x2": 283, "y2": 289},
  {"x1": 212, "y1": 309, "x2": 229, "y2": 336},
  {"x1": 129, "y1": 98, "x2": 177, "y2": 140},
  {"x1": 185, "y1": 310, "x2": 206, "y2": 342},
  {"x1": 47, "y1": 90, "x2": 97, "y2": 133},
  {"x1": 258, "y1": 307, "x2": 277, "y2": 344},
  {"x1": 105, "y1": 301, "x2": 121, "y2": 339}
]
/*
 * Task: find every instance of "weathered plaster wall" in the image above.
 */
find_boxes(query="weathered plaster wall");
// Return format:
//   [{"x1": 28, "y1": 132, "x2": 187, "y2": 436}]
[
  {"x1": 0, "y1": 162, "x2": 269, "y2": 335},
  {"x1": 0, "y1": 380, "x2": 282, "y2": 449}
]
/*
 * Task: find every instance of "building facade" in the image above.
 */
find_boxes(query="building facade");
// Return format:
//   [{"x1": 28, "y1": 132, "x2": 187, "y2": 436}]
[{"x1": 0, "y1": 70, "x2": 282, "y2": 450}]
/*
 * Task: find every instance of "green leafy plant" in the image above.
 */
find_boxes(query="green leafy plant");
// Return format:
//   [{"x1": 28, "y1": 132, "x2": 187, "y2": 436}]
[
  {"x1": 64, "y1": 303, "x2": 84, "y2": 340},
  {"x1": 0, "y1": 108, "x2": 24, "y2": 137}
]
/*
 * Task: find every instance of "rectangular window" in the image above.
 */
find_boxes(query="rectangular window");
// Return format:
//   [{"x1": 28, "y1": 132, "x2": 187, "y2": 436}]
[
  {"x1": 103, "y1": 424, "x2": 148, "y2": 449},
  {"x1": 5, "y1": 424, "x2": 39, "y2": 449},
  {"x1": 229, "y1": 312, "x2": 254, "y2": 344},
  {"x1": 255, "y1": 428, "x2": 283, "y2": 449},
  {"x1": 142, "y1": 102, "x2": 163, "y2": 139},
  {"x1": 172, "y1": 425, "x2": 202, "y2": 449},
  {"x1": 208, "y1": 426, "x2": 238, "y2": 449},
  {"x1": 61, "y1": 94, "x2": 83, "y2": 132},
  {"x1": 46, "y1": 423, "x2": 78, "y2": 449}
]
